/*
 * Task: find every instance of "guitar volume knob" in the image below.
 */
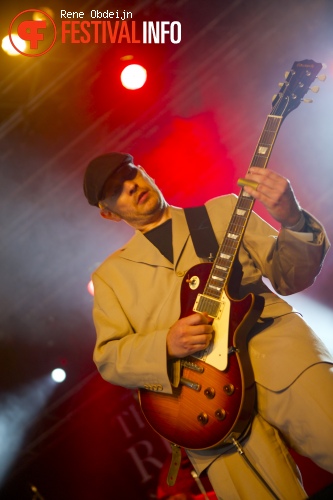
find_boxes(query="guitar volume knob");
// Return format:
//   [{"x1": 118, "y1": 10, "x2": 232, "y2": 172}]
[
  {"x1": 204, "y1": 387, "x2": 216, "y2": 399},
  {"x1": 197, "y1": 412, "x2": 209, "y2": 425},
  {"x1": 215, "y1": 409, "x2": 226, "y2": 421},
  {"x1": 223, "y1": 384, "x2": 235, "y2": 395}
]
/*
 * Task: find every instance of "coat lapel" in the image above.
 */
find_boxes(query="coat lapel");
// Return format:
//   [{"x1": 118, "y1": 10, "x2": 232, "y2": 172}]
[{"x1": 170, "y1": 207, "x2": 191, "y2": 268}]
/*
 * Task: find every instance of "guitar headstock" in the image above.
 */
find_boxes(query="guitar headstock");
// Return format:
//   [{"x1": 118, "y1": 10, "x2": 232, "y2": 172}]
[{"x1": 272, "y1": 59, "x2": 325, "y2": 119}]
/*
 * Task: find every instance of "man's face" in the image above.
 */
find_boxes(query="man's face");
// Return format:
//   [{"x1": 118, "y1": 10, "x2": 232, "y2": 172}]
[{"x1": 100, "y1": 164, "x2": 167, "y2": 229}]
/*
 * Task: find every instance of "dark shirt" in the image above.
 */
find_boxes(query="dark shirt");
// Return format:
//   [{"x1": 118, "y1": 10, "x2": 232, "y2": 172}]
[{"x1": 144, "y1": 219, "x2": 173, "y2": 263}]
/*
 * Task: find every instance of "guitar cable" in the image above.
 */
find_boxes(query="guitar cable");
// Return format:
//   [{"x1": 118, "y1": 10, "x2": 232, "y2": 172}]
[{"x1": 232, "y1": 438, "x2": 280, "y2": 499}]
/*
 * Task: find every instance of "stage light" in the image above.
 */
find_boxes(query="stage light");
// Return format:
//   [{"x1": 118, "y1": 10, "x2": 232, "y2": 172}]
[
  {"x1": 51, "y1": 368, "x2": 66, "y2": 383},
  {"x1": 0, "y1": 376, "x2": 55, "y2": 487},
  {"x1": 120, "y1": 64, "x2": 147, "y2": 90},
  {"x1": 1, "y1": 35, "x2": 26, "y2": 56},
  {"x1": 87, "y1": 279, "x2": 94, "y2": 296},
  {"x1": 33, "y1": 7, "x2": 54, "y2": 21}
]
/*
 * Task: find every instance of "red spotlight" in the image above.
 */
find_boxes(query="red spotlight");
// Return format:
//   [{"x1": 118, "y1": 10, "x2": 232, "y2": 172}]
[{"x1": 120, "y1": 64, "x2": 147, "y2": 90}]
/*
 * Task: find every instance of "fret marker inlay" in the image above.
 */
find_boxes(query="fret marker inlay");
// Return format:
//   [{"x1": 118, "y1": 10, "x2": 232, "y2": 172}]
[
  {"x1": 258, "y1": 146, "x2": 268, "y2": 155},
  {"x1": 216, "y1": 265, "x2": 227, "y2": 271},
  {"x1": 220, "y1": 253, "x2": 231, "y2": 260}
]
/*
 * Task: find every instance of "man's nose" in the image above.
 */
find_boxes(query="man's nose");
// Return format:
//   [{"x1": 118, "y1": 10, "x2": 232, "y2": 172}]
[{"x1": 124, "y1": 179, "x2": 138, "y2": 195}]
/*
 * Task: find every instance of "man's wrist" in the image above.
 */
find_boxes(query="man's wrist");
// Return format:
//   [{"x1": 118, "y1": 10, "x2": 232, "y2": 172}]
[{"x1": 282, "y1": 211, "x2": 306, "y2": 232}]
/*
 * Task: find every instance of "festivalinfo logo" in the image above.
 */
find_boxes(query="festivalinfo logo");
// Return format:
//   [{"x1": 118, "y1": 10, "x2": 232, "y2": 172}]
[
  {"x1": 9, "y1": 8, "x2": 182, "y2": 57},
  {"x1": 9, "y1": 9, "x2": 57, "y2": 57}
]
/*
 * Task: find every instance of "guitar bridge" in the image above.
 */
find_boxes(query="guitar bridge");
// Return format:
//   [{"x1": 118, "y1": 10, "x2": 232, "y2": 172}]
[{"x1": 180, "y1": 377, "x2": 201, "y2": 391}]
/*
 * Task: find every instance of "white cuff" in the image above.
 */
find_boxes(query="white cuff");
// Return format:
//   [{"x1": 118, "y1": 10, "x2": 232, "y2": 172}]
[{"x1": 282, "y1": 211, "x2": 306, "y2": 232}]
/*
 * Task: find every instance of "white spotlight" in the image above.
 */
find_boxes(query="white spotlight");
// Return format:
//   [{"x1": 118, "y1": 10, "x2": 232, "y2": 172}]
[
  {"x1": 120, "y1": 64, "x2": 147, "y2": 90},
  {"x1": 51, "y1": 368, "x2": 66, "y2": 383},
  {"x1": 2, "y1": 35, "x2": 26, "y2": 56},
  {"x1": 0, "y1": 376, "x2": 55, "y2": 487}
]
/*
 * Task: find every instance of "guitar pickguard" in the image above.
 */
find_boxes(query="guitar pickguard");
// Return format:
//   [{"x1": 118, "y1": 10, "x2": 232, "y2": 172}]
[{"x1": 192, "y1": 290, "x2": 230, "y2": 371}]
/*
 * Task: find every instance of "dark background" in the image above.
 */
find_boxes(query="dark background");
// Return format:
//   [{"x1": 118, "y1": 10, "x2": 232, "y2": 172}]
[{"x1": 0, "y1": 1, "x2": 333, "y2": 498}]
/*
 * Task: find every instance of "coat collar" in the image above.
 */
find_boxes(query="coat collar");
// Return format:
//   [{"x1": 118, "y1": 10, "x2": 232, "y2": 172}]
[{"x1": 119, "y1": 206, "x2": 190, "y2": 269}]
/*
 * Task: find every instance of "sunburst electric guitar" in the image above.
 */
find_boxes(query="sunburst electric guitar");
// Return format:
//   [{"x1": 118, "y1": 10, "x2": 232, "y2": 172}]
[{"x1": 139, "y1": 59, "x2": 324, "y2": 450}]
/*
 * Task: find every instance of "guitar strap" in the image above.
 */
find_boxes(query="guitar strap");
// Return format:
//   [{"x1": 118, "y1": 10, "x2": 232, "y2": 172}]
[{"x1": 184, "y1": 205, "x2": 218, "y2": 260}]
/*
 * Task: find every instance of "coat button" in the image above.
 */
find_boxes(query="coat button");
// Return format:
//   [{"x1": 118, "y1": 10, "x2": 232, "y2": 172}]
[{"x1": 176, "y1": 270, "x2": 185, "y2": 277}]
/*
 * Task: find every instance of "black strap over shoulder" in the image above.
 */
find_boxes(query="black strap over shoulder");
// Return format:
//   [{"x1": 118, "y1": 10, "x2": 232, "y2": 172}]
[{"x1": 184, "y1": 205, "x2": 218, "y2": 260}]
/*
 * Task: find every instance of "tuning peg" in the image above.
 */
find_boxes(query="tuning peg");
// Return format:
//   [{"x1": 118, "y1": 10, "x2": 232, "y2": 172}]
[
  {"x1": 272, "y1": 94, "x2": 277, "y2": 102},
  {"x1": 310, "y1": 86, "x2": 320, "y2": 93},
  {"x1": 285, "y1": 70, "x2": 295, "y2": 79},
  {"x1": 302, "y1": 98, "x2": 313, "y2": 103},
  {"x1": 278, "y1": 83, "x2": 284, "y2": 87},
  {"x1": 316, "y1": 74, "x2": 326, "y2": 81}
]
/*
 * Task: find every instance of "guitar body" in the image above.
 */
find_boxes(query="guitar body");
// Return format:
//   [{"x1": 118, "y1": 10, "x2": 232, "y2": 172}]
[{"x1": 139, "y1": 263, "x2": 264, "y2": 450}]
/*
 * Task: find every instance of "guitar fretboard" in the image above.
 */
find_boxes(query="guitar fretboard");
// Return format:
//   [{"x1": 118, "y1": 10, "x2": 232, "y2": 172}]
[{"x1": 196, "y1": 115, "x2": 283, "y2": 312}]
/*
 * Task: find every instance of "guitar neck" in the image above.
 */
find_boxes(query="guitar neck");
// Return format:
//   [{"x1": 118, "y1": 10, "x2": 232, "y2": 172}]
[
  {"x1": 193, "y1": 59, "x2": 324, "y2": 315},
  {"x1": 202, "y1": 114, "x2": 283, "y2": 303},
  {"x1": 250, "y1": 114, "x2": 283, "y2": 169}
]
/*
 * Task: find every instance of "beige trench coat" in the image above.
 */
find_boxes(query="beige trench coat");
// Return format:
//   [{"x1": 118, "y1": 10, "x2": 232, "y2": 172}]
[
  {"x1": 92, "y1": 194, "x2": 330, "y2": 393},
  {"x1": 92, "y1": 194, "x2": 332, "y2": 480}
]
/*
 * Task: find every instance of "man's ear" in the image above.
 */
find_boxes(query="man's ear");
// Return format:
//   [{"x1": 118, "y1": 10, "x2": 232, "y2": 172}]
[{"x1": 99, "y1": 207, "x2": 122, "y2": 222}]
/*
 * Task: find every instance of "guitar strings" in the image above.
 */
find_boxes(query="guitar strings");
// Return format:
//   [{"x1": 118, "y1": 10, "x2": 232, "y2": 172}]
[{"x1": 203, "y1": 116, "x2": 282, "y2": 300}]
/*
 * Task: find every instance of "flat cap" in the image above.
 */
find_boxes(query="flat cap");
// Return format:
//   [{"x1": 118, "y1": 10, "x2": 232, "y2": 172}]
[{"x1": 83, "y1": 152, "x2": 133, "y2": 206}]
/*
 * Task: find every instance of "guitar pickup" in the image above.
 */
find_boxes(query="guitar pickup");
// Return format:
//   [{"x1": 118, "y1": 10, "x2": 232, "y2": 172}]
[{"x1": 193, "y1": 293, "x2": 224, "y2": 319}]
